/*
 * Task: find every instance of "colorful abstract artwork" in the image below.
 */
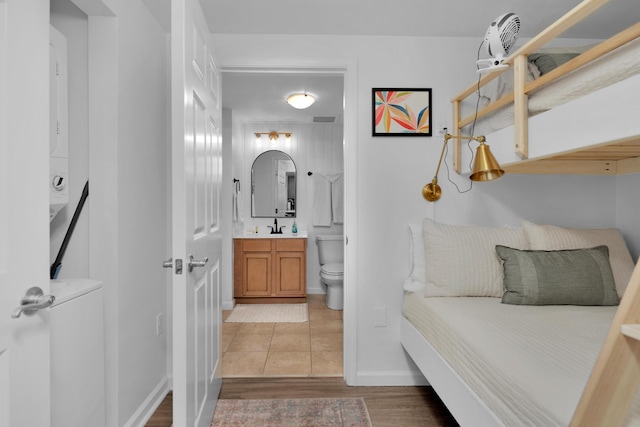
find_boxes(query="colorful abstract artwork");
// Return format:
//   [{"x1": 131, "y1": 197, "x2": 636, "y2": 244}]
[{"x1": 372, "y1": 88, "x2": 432, "y2": 136}]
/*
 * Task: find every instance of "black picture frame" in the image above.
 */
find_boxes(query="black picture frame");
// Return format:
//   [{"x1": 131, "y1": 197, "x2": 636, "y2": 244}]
[{"x1": 372, "y1": 88, "x2": 432, "y2": 137}]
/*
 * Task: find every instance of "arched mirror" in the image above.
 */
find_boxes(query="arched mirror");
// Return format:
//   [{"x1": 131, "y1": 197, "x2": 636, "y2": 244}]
[{"x1": 251, "y1": 150, "x2": 296, "y2": 218}]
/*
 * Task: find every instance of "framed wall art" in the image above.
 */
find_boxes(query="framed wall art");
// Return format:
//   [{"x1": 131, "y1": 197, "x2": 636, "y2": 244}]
[{"x1": 372, "y1": 88, "x2": 432, "y2": 137}]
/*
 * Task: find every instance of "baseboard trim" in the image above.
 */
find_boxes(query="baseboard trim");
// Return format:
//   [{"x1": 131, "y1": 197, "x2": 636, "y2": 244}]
[
  {"x1": 354, "y1": 370, "x2": 429, "y2": 386},
  {"x1": 123, "y1": 376, "x2": 170, "y2": 427}
]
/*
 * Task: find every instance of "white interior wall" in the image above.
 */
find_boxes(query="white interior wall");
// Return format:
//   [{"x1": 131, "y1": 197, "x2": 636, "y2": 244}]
[
  {"x1": 230, "y1": 121, "x2": 343, "y2": 301},
  {"x1": 214, "y1": 33, "x2": 640, "y2": 385},
  {"x1": 115, "y1": 2, "x2": 169, "y2": 424},
  {"x1": 81, "y1": 0, "x2": 170, "y2": 424},
  {"x1": 221, "y1": 108, "x2": 234, "y2": 309},
  {"x1": 616, "y1": 174, "x2": 640, "y2": 259},
  {"x1": 50, "y1": 0, "x2": 90, "y2": 279}
]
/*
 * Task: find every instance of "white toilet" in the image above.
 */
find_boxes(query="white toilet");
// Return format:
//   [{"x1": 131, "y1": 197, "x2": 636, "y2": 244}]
[{"x1": 316, "y1": 234, "x2": 344, "y2": 310}]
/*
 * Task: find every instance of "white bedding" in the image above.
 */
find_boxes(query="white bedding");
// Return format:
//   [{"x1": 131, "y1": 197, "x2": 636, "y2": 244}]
[
  {"x1": 462, "y1": 37, "x2": 640, "y2": 136},
  {"x1": 403, "y1": 292, "x2": 640, "y2": 426}
]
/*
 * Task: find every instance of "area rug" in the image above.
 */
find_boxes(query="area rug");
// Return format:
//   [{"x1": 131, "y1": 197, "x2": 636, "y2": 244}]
[
  {"x1": 211, "y1": 398, "x2": 372, "y2": 427},
  {"x1": 225, "y1": 303, "x2": 308, "y2": 323}
]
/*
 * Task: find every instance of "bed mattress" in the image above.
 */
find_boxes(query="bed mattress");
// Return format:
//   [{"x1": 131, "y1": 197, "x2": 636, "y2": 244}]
[
  {"x1": 403, "y1": 292, "x2": 640, "y2": 426},
  {"x1": 462, "y1": 36, "x2": 640, "y2": 136}
]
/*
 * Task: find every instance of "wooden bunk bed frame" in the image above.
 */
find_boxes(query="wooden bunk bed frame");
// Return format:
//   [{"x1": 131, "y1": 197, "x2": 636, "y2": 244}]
[
  {"x1": 450, "y1": 0, "x2": 640, "y2": 176},
  {"x1": 402, "y1": 2, "x2": 640, "y2": 425}
]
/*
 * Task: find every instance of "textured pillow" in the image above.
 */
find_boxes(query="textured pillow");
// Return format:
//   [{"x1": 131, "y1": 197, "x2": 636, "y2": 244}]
[
  {"x1": 523, "y1": 221, "x2": 635, "y2": 297},
  {"x1": 422, "y1": 218, "x2": 529, "y2": 297},
  {"x1": 496, "y1": 245, "x2": 619, "y2": 306},
  {"x1": 404, "y1": 224, "x2": 427, "y2": 292},
  {"x1": 528, "y1": 53, "x2": 580, "y2": 75}
]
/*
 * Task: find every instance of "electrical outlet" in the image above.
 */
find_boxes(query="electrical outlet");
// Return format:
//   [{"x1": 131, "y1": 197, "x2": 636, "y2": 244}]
[
  {"x1": 437, "y1": 121, "x2": 448, "y2": 135},
  {"x1": 156, "y1": 313, "x2": 164, "y2": 336}
]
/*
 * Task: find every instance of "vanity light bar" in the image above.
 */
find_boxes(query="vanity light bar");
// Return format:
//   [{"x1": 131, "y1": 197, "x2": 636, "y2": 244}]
[{"x1": 254, "y1": 131, "x2": 292, "y2": 141}]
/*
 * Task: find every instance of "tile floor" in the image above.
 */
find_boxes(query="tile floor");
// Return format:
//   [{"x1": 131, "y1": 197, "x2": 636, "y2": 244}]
[{"x1": 221, "y1": 294, "x2": 343, "y2": 377}]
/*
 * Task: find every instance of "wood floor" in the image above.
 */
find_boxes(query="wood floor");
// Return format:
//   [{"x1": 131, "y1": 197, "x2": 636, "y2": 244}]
[{"x1": 145, "y1": 378, "x2": 459, "y2": 426}]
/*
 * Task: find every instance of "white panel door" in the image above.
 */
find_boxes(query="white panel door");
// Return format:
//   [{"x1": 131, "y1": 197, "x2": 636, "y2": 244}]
[
  {"x1": 171, "y1": 0, "x2": 222, "y2": 425},
  {"x1": 0, "y1": 0, "x2": 52, "y2": 426}
]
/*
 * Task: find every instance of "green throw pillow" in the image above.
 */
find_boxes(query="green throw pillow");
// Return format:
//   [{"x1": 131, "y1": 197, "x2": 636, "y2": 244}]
[
  {"x1": 528, "y1": 53, "x2": 579, "y2": 75},
  {"x1": 496, "y1": 245, "x2": 620, "y2": 306}
]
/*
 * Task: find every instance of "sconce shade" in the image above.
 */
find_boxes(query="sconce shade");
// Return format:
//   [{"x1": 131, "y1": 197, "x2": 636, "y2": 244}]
[
  {"x1": 470, "y1": 142, "x2": 504, "y2": 182},
  {"x1": 286, "y1": 93, "x2": 315, "y2": 109}
]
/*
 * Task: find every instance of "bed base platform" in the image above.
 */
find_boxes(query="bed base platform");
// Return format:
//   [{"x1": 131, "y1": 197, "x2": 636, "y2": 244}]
[{"x1": 400, "y1": 316, "x2": 504, "y2": 427}]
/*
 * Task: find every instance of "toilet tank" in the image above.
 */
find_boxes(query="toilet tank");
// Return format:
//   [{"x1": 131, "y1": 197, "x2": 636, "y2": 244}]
[{"x1": 316, "y1": 234, "x2": 344, "y2": 265}]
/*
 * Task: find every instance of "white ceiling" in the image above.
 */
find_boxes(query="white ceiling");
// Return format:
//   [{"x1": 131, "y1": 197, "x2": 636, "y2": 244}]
[
  {"x1": 221, "y1": 73, "x2": 345, "y2": 124},
  {"x1": 141, "y1": 0, "x2": 638, "y2": 124},
  {"x1": 202, "y1": 0, "x2": 637, "y2": 39}
]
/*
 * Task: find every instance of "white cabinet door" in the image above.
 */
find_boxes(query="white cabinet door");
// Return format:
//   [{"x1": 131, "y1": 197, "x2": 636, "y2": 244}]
[
  {"x1": 0, "y1": 1, "x2": 52, "y2": 425},
  {"x1": 171, "y1": 0, "x2": 222, "y2": 425}
]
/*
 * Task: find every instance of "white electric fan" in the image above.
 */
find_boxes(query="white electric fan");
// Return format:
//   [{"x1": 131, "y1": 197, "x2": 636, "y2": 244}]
[{"x1": 476, "y1": 12, "x2": 521, "y2": 73}]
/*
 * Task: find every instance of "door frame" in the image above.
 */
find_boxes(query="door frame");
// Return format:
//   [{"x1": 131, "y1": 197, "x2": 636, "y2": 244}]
[{"x1": 220, "y1": 62, "x2": 358, "y2": 384}]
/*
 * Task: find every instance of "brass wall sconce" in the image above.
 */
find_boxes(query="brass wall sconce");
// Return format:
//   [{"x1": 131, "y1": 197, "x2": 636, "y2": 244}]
[
  {"x1": 254, "y1": 131, "x2": 292, "y2": 142},
  {"x1": 423, "y1": 133, "x2": 504, "y2": 202}
]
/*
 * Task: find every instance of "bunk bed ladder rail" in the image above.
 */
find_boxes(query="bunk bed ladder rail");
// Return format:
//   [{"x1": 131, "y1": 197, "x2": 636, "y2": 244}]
[{"x1": 570, "y1": 260, "x2": 640, "y2": 426}]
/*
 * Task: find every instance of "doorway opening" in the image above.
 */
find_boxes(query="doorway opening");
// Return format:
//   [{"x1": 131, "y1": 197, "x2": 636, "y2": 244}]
[{"x1": 220, "y1": 67, "x2": 349, "y2": 379}]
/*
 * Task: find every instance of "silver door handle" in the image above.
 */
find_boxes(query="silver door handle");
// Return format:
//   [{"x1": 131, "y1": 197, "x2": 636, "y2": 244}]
[
  {"x1": 188, "y1": 255, "x2": 208, "y2": 272},
  {"x1": 162, "y1": 258, "x2": 173, "y2": 268},
  {"x1": 12, "y1": 287, "x2": 55, "y2": 318}
]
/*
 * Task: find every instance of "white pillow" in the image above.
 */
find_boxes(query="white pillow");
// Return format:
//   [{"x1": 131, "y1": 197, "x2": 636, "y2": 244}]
[
  {"x1": 523, "y1": 221, "x2": 636, "y2": 298},
  {"x1": 404, "y1": 224, "x2": 427, "y2": 292},
  {"x1": 422, "y1": 218, "x2": 529, "y2": 297}
]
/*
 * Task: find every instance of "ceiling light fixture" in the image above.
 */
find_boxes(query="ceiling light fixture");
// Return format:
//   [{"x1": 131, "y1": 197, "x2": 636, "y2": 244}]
[
  {"x1": 286, "y1": 93, "x2": 315, "y2": 109},
  {"x1": 254, "y1": 131, "x2": 292, "y2": 142}
]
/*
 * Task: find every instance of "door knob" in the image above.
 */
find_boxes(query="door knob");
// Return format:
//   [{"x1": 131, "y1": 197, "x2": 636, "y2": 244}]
[
  {"x1": 12, "y1": 287, "x2": 55, "y2": 318},
  {"x1": 188, "y1": 255, "x2": 208, "y2": 272},
  {"x1": 162, "y1": 258, "x2": 173, "y2": 268}
]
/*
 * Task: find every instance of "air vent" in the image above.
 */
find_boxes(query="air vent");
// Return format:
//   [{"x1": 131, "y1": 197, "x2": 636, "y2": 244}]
[{"x1": 312, "y1": 116, "x2": 336, "y2": 123}]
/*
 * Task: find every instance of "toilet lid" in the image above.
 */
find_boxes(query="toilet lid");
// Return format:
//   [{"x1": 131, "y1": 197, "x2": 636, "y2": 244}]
[{"x1": 321, "y1": 263, "x2": 343, "y2": 275}]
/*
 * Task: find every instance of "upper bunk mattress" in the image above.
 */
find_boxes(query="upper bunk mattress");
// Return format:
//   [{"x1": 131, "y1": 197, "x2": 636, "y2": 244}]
[
  {"x1": 463, "y1": 36, "x2": 640, "y2": 136},
  {"x1": 403, "y1": 292, "x2": 640, "y2": 426}
]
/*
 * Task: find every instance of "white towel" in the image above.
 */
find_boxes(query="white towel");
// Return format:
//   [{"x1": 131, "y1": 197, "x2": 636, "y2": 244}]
[
  {"x1": 233, "y1": 191, "x2": 238, "y2": 222},
  {"x1": 312, "y1": 174, "x2": 332, "y2": 226},
  {"x1": 313, "y1": 172, "x2": 344, "y2": 226},
  {"x1": 329, "y1": 173, "x2": 343, "y2": 225},
  {"x1": 233, "y1": 190, "x2": 244, "y2": 223}
]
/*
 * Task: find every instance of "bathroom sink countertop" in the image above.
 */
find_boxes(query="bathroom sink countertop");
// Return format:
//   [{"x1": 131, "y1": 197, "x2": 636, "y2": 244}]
[{"x1": 235, "y1": 231, "x2": 308, "y2": 239}]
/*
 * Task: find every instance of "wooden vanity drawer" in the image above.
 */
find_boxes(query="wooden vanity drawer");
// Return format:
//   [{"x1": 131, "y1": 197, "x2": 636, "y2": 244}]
[
  {"x1": 276, "y1": 239, "x2": 306, "y2": 252},
  {"x1": 242, "y1": 239, "x2": 272, "y2": 252}
]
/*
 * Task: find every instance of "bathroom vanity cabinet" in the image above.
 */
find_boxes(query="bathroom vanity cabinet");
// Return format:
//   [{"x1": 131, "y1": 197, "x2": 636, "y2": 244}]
[{"x1": 234, "y1": 237, "x2": 307, "y2": 303}]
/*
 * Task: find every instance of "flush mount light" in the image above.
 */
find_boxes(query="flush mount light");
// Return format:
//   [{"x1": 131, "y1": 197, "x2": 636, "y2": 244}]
[{"x1": 286, "y1": 93, "x2": 315, "y2": 109}]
